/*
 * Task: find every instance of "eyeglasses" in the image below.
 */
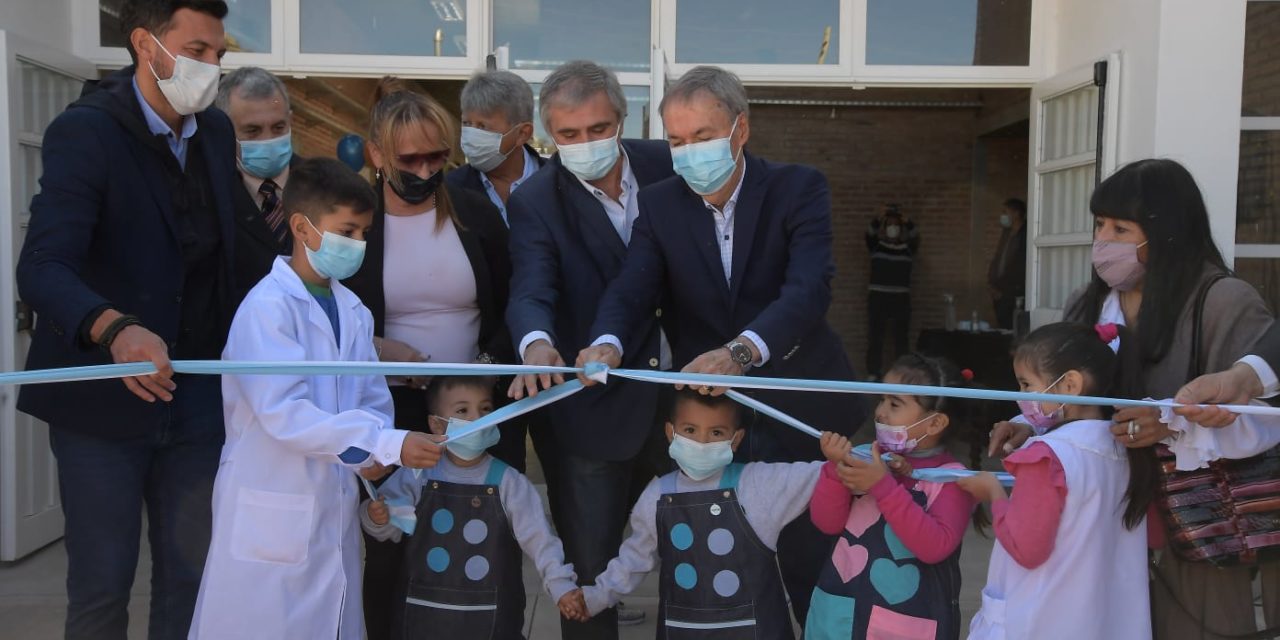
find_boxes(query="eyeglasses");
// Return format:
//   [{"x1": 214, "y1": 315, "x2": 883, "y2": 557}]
[{"x1": 396, "y1": 149, "x2": 451, "y2": 168}]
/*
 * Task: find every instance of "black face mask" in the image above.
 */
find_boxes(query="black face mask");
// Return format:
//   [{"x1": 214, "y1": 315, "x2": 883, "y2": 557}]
[{"x1": 386, "y1": 168, "x2": 443, "y2": 205}]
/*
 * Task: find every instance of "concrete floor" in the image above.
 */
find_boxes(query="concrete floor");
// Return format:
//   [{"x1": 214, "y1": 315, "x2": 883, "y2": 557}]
[{"x1": 0, "y1": 490, "x2": 995, "y2": 639}]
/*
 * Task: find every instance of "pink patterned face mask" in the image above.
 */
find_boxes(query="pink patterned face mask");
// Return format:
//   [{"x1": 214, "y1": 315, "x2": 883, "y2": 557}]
[
  {"x1": 1092, "y1": 239, "x2": 1148, "y2": 291},
  {"x1": 874, "y1": 414, "x2": 936, "y2": 454},
  {"x1": 1016, "y1": 373, "x2": 1067, "y2": 435}
]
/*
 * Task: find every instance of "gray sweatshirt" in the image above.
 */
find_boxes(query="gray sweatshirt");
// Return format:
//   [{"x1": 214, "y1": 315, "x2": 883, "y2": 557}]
[
  {"x1": 581, "y1": 461, "x2": 824, "y2": 615},
  {"x1": 359, "y1": 455, "x2": 578, "y2": 602}
]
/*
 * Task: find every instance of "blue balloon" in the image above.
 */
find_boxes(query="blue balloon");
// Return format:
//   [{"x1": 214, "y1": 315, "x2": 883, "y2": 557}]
[{"x1": 337, "y1": 134, "x2": 365, "y2": 172}]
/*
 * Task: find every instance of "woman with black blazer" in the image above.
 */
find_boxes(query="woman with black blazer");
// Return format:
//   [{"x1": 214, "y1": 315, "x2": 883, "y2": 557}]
[{"x1": 342, "y1": 88, "x2": 516, "y2": 640}]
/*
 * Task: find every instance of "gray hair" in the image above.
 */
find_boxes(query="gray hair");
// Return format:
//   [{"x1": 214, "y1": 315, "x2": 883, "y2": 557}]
[
  {"x1": 461, "y1": 70, "x2": 534, "y2": 127},
  {"x1": 215, "y1": 66, "x2": 290, "y2": 112},
  {"x1": 539, "y1": 60, "x2": 627, "y2": 132},
  {"x1": 660, "y1": 65, "x2": 749, "y2": 121}
]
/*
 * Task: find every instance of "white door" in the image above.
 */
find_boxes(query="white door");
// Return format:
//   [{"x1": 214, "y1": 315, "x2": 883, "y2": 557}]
[
  {"x1": 649, "y1": 46, "x2": 667, "y2": 139},
  {"x1": 0, "y1": 30, "x2": 96, "y2": 561},
  {"x1": 1026, "y1": 54, "x2": 1121, "y2": 328}
]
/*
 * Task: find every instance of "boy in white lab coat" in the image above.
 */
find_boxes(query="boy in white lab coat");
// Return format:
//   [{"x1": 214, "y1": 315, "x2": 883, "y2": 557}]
[{"x1": 190, "y1": 158, "x2": 444, "y2": 640}]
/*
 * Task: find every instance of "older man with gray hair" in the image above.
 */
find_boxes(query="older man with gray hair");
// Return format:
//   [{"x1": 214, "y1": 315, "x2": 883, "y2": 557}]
[
  {"x1": 447, "y1": 70, "x2": 544, "y2": 223},
  {"x1": 215, "y1": 66, "x2": 300, "y2": 299},
  {"x1": 505, "y1": 60, "x2": 674, "y2": 639},
  {"x1": 579, "y1": 64, "x2": 869, "y2": 631}
]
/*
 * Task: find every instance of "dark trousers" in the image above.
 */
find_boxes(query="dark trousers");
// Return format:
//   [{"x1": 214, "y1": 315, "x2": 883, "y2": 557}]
[
  {"x1": 363, "y1": 384, "x2": 539, "y2": 640},
  {"x1": 736, "y1": 411, "x2": 833, "y2": 629},
  {"x1": 992, "y1": 294, "x2": 1018, "y2": 330},
  {"x1": 558, "y1": 403, "x2": 673, "y2": 640},
  {"x1": 866, "y1": 290, "x2": 911, "y2": 377},
  {"x1": 49, "y1": 374, "x2": 223, "y2": 640}
]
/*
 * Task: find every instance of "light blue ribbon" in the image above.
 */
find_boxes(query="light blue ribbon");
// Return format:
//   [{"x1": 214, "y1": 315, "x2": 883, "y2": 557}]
[{"x1": 726, "y1": 389, "x2": 1015, "y2": 487}]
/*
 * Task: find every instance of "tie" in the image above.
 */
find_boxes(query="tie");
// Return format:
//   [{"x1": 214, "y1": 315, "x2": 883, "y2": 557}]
[{"x1": 259, "y1": 179, "x2": 288, "y2": 246}]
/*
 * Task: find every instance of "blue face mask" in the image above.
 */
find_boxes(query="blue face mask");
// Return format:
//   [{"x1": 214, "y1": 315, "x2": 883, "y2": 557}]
[
  {"x1": 443, "y1": 417, "x2": 499, "y2": 461},
  {"x1": 385, "y1": 496, "x2": 419, "y2": 535},
  {"x1": 239, "y1": 133, "x2": 292, "y2": 179},
  {"x1": 557, "y1": 127, "x2": 620, "y2": 181},
  {"x1": 671, "y1": 118, "x2": 741, "y2": 195},
  {"x1": 303, "y1": 218, "x2": 366, "y2": 281},
  {"x1": 668, "y1": 433, "x2": 735, "y2": 481}
]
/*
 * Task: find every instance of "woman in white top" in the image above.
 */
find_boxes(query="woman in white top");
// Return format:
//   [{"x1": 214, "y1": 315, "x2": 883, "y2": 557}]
[{"x1": 343, "y1": 83, "x2": 515, "y2": 640}]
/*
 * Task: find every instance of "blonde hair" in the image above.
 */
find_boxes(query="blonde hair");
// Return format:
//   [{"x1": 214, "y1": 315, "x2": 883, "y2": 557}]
[{"x1": 368, "y1": 86, "x2": 460, "y2": 233}]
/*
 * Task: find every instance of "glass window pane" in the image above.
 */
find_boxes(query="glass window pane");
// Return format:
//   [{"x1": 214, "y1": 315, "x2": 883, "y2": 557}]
[
  {"x1": 1243, "y1": 2, "x2": 1280, "y2": 116},
  {"x1": 494, "y1": 0, "x2": 650, "y2": 72},
  {"x1": 866, "y1": 0, "x2": 1031, "y2": 66},
  {"x1": 1040, "y1": 165, "x2": 1095, "y2": 235},
  {"x1": 528, "y1": 84, "x2": 649, "y2": 154},
  {"x1": 1041, "y1": 85, "x2": 1098, "y2": 163},
  {"x1": 1237, "y1": 130, "x2": 1280, "y2": 244},
  {"x1": 100, "y1": 0, "x2": 273, "y2": 53},
  {"x1": 300, "y1": 0, "x2": 467, "y2": 56},
  {"x1": 1036, "y1": 245, "x2": 1091, "y2": 309},
  {"x1": 1233, "y1": 259, "x2": 1280, "y2": 316},
  {"x1": 675, "y1": 0, "x2": 839, "y2": 65}
]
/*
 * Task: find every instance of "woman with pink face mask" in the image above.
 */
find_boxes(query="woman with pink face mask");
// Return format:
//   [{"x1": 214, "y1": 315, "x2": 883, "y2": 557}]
[
  {"x1": 990, "y1": 158, "x2": 1277, "y2": 640},
  {"x1": 807, "y1": 353, "x2": 985, "y2": 639}
]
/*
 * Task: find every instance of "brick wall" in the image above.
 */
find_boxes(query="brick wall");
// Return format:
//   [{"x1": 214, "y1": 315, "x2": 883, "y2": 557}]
[{"x1": 744, "y1": 87, "x2": 1028, "y2": 376}]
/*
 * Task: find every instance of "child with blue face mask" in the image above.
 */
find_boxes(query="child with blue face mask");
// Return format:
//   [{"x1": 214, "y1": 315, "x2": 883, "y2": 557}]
[
  {"x1": 360, "y1": 376, "x2": 578, "y2": 638},
  {"x1": 557, "y1": 389, "x2": 825, "y2": 638},
  {"x1": 190, "y1": 158, "x2": 444, "y2": 639},
  {"x1": 806, "y1": 353, "x2": 984, "y2": 640}
]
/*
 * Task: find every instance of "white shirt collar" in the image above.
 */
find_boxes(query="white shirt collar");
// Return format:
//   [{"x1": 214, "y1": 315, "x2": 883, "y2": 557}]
[
  {"x1": 575, "y1": 145, "x2": 636, "y2": 202},
  {"x1": 481, "y1": 146, "x2": 540, "y2": 191}
]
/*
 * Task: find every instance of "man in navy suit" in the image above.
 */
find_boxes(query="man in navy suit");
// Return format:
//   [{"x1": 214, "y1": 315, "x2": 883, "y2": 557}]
[
  {"x1": 578, "y1": 65, "x2": 869, "y2": 626},
  {"x1": 215, "y1": 66, "x2": 302, "y2": 299},
  {"x1": 505, "y1": 60, "x2": 674, "y2": 638},
  {"x1": 15, "y1": 2, "x2": 236, "y2": 638}
]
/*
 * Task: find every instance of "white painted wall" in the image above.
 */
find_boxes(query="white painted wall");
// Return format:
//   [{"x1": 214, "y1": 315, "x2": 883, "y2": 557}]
[
  {"x1": 0, "y1": 0, "x2": 73, "y2": 54},
  {"x1": 1047, "y1": 0, "x2": 1248, "y2": 262}
]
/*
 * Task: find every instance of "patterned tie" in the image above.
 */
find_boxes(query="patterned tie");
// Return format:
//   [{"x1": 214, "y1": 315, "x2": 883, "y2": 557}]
[{"x1": 258, "y1": 179, "x2": 288, "y2": 246}]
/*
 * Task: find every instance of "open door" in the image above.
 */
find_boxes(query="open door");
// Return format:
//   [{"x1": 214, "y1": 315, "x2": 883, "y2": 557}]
[
  {"x1": 1025, "y1": 54, "x2": 1121, "y2": 328},
  {"x1": 0, "y1": 30, "x2": 96, "y2": 561}
]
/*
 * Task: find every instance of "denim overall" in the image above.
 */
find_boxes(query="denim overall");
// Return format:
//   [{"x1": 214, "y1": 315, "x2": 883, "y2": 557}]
[
  {"x1": 656, "y1": 463, "x2": 792, "y2": 639},
  {"x1": 394, "y1": 460, "x2": 526, "y2": 639}
]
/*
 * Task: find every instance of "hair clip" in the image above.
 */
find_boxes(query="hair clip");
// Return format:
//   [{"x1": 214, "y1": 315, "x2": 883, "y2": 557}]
[
  {"x1": 1094, "y1": 323, "x2": 1120, "y2": 344},
  {"x1": 960, "y1": 368, "x2": 975, "y2": 382}
]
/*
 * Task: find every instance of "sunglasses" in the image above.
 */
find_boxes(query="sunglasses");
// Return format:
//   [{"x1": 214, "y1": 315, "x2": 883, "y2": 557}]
[{"x1": 396, "y1": 149, "x2": 451, "y2": 167}]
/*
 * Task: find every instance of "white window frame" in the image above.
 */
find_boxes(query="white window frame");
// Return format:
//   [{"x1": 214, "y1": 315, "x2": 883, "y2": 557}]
[
  {"x1": 850, "y1": 0, "x2": 1044, "y2": 86},
  {"x1": 73, "y1": 0, "x2": 285, "y2": 68}
]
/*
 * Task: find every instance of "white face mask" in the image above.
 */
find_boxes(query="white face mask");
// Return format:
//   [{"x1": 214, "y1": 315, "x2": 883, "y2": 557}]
[
  {"x1": 668, "y1": 433, "x2": 735, "y2": 481},
  {"x1": 558, "y1": 127, "x2": 621, "y2": 181},
  {"x1": 148, "y1": 34, "x2": 220, "y2": 116},
  {"x1": 461, "y1": 124, "x2": 522, "y2": 173}
]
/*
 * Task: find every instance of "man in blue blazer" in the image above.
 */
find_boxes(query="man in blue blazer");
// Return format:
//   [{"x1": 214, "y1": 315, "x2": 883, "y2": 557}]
[
  {"x1": 505, "y1": 61, "x2": 673, "y2": 638},
  {"x1": 578, "y1": 65, "x2": 869, "y2": 626},
  {"x1": 15, "y1": 2, "x2": 236, "y2": 638}
]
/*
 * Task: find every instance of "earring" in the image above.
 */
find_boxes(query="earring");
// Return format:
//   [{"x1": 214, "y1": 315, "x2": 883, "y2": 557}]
[{"x1": 375, "y1": 167, "x2": 385, "y2": 182}]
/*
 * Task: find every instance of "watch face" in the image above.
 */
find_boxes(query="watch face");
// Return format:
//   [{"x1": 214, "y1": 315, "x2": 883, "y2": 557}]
[{"x1": 730, "y1": 343, "x2": 752, "y2": 364}]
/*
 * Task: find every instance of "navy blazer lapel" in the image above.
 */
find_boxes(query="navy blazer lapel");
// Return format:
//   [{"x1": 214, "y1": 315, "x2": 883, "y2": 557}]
[
  {"x1": 728, "y1": 155, "x2": 765, "y2": 302},
  {"x1": 554, "y1": 163, "x2": 627, "y2": 264},
  {"x1": 198, "y1": 115, "x2": 237, "y2": 274},
  {"x1": 680, "y1": 186, "x2": 732, "y2": 305}
]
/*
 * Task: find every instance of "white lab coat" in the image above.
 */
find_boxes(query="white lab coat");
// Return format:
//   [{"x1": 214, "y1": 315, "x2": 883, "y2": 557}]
[{"x1": 190, "y1": 258, "x2": 407, "y2": 640}]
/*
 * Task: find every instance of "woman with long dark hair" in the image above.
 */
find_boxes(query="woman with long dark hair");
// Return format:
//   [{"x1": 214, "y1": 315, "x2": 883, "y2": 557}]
[{"x1": 994, "y1": 158, "x2": 1275, "y2": 639}]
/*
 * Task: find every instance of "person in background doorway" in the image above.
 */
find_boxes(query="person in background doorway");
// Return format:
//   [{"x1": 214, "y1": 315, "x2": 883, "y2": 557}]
[
  {"x1": 866, "y1": 204, "x2": 920, "y2": 380},
  {"x1": 215, "y1": 66, "x2": 303, "y2": 300},
  {"x1": 14, "y1": 1, "x2": 234, "y2": 638},
  {"x1": 987, "y1": 198, "x2": 1027, "y2": 330}
]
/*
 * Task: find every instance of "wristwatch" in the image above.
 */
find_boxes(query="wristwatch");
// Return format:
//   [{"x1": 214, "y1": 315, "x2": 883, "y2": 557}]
[{"x1": 725, "y1": 340, "x2": 754, "y2": 369}]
